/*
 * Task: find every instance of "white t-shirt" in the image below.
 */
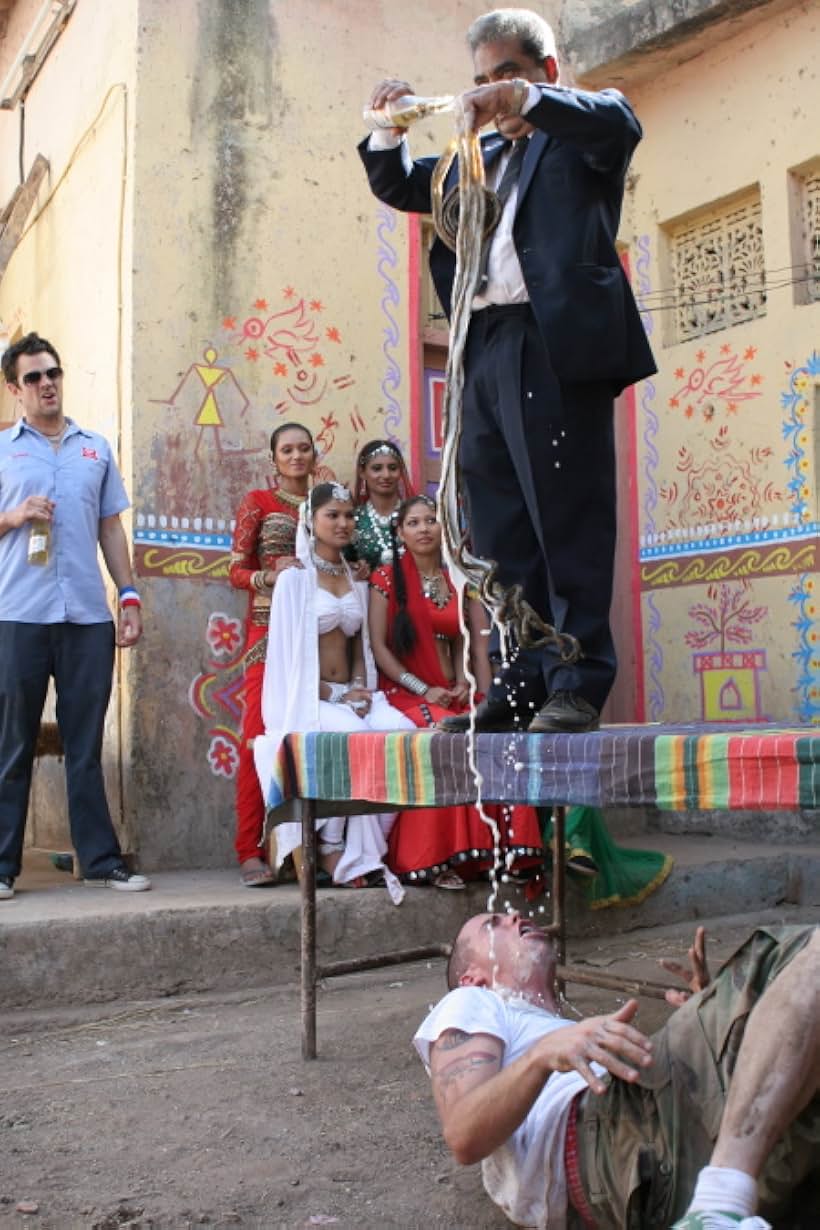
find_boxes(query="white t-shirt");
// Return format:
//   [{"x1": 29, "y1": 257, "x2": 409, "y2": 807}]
[{"x1": 414, "y1": 987, "x2": 597, "y2": 1230}]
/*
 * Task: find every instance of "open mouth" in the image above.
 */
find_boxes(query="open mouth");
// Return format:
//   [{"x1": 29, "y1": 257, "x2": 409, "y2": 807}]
[{"x1": 518, "y1": 921, "x2": 546, "y2": 939}]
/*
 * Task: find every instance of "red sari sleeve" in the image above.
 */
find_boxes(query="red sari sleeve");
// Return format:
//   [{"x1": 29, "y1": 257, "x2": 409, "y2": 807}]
[
  {"x1": 368, "y1": 565, "x2": 393, "y2": 600},
  {"x1": 229, "y1": 491, "x2": 264, "y2": 592}
]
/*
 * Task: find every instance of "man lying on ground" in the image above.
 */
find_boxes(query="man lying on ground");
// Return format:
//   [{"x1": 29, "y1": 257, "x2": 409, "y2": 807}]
[{"x1": 414, "y1": 913, "x2": 819, "y2": 1229}]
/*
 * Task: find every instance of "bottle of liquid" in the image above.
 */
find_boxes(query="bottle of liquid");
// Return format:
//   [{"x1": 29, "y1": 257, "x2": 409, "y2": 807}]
[
  {"x1": 363, "y1": 93, "x2": 454, "y2": 131},
  {"x1": 27, "y1": 518, "x2": 50, "y2": 566}
]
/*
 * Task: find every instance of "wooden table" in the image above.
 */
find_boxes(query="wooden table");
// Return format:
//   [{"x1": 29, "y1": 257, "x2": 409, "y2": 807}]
[{"x1": 265, "y1": 723, "x2": 820, "y2": 1057}]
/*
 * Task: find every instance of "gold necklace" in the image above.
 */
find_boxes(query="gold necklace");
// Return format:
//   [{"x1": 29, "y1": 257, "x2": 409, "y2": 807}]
[{"x1": 276, "y1": 487, "x2": 306, "y2": 508}]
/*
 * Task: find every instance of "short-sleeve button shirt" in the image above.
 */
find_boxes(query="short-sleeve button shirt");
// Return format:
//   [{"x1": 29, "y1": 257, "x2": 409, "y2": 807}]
[{"x1": 0, "y1": 418, "x2": 130, "y2": 624}]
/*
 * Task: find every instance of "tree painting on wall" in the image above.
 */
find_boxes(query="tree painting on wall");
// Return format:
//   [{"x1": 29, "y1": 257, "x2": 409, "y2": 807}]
[{"x1": 686, "y1": 581, "x2": 767, "y2": 722}]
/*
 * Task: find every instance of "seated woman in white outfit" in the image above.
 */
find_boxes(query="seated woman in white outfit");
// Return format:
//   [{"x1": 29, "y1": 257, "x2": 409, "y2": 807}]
[{"x1": 254, "y1": 482, "x2": 413, "y2": 902}]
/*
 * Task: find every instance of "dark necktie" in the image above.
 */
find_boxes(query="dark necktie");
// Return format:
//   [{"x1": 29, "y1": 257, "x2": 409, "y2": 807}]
[{"x1": 477, "y1": 138, "x2": 528, "y2": 292}]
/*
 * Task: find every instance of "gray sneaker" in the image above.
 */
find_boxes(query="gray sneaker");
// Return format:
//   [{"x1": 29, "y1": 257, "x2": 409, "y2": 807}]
[
  {"x1": 84, "y1": 866, "x2": 151, "y2": 892},
  {"x1": 0, "y1": 875, "x2": 14, "y2": 900}
]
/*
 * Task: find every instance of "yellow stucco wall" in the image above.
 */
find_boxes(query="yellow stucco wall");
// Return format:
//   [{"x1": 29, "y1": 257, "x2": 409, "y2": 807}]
[
  {"x1": 627, "y1": 0, "x2": 820, "y2": 725},
  {"x1": 127, "y1": 0, "x2": 560, "y2": 867},
  {"x1": 0, "y1": 0, "x2": 137, "y2": 851}
]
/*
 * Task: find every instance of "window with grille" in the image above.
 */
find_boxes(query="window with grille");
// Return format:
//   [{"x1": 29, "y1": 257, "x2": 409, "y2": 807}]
[
  {"x1": 791, "y1": 162, "x2": 820, "y2": 304},
  {"x1": 664, "y1": 190, "x2": 766, "y2": 345}
]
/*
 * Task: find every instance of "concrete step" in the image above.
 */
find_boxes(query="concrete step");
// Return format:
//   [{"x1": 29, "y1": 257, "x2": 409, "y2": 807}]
[
  {"x1": 1, "y1": 837, "x2": 818, "y2": 1010},
  {"x1": 560, "y1": 832, "x2": 820, "y2": 937},
  {"x1": 602, "y1": 805, "x2": 820, "y2": 843}
]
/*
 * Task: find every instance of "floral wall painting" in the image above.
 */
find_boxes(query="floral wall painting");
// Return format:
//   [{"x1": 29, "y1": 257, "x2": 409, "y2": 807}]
[
  {"x1": 660, "y1": 426, "x2": 781, "y2": 530},
  {"x1": 188, "y1": 612, "x2": 245, "y2": 780},
  {"x1": 686, "y1": 581, "x2": 767, "y2": 721}
]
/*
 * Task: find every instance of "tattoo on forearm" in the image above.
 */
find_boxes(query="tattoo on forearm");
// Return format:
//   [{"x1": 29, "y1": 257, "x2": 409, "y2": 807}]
[{"x1": 434, "y1": 1052, "x2": 499, "y2": 1091}]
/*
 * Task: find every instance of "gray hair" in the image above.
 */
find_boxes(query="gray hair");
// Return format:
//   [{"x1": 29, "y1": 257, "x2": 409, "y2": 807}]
[{"x1": 467, "y1": 8, "x2": 557, "y2": 63}]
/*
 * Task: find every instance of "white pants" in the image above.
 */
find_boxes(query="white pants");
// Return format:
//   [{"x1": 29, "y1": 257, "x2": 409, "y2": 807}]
[{"x1": 273, "y1": 692, "x2": 413, "y2": 889}]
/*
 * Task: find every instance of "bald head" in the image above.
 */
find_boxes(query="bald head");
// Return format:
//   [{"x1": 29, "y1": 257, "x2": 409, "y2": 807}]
[
  {"x1": 447, "y1": 922, "x2": 476, "y2": 989},
  {"x1": 445, "y1": 913, "x2": 558, "y2": 1007}
]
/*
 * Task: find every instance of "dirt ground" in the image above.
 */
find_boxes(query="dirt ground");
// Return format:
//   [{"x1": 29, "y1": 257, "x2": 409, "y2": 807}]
[{"x1": 0, "y1": 912, "x2": 816, "y2": 1230}]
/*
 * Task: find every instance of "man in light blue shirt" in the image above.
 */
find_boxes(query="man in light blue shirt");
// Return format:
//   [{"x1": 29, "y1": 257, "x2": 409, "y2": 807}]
[{"x1": 0, "y1": 332, "x2": 151, "y2": 898}]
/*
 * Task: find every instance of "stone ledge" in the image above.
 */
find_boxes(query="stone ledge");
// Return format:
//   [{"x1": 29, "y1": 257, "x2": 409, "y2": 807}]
[{"x1": 561, "y1": 0, "x2": 800, "y2": 86}]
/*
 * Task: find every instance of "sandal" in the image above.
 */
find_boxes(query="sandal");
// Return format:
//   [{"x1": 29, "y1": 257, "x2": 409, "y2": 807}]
[
  {"x1": 239, "y1": 859, "x2": 276, "y2": 888},
  {"x1": 432, "y1": 869, "x2": 466, "y2": 891},
  {"x1": 342, "y1": 870, "x2": 385, "y2": 889}
]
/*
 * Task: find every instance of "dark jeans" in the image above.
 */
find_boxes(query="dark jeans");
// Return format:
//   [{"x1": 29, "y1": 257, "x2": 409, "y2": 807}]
[
  {"x1": 459, "y1": 303, "x2": 617, "y2": 712},
  {"x1": 0, "y1": 621, "x2": 123, "y2": 879}
]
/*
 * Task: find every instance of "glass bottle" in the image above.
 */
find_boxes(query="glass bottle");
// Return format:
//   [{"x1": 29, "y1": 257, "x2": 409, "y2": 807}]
[
  {"x1": 363, "y1": 93, "x2": 454, "y2": 131},
  {"x1": 27, "y1": 517, "x2": 50, "y2": 566}
]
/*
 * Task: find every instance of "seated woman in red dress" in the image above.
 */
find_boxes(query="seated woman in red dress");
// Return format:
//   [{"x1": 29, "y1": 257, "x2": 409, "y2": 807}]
[{"x1": 368, "y1": 496, "x2": 542, "y2": 889}]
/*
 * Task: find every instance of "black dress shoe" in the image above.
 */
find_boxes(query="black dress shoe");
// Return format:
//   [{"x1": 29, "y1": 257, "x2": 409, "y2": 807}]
[
  {"x1": 528, "y1": 691, "x2": 599, "y2": 734},
  {"x1": 438, "y1": 695, "x2": 532, "y2": 734}
]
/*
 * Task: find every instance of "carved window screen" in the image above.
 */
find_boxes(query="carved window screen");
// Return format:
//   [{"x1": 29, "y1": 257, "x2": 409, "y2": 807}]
[
  {"x1": 667, "y1": 192, "x2": 766, "y2": 344},
  {"x1": 802, "y1": 169, "x2": 820, "y2": 303}
]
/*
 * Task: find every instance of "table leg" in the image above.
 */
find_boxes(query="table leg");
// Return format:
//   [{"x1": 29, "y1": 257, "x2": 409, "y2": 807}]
[
  {"x1": 300, "y1": 799, "x2": 317, "y2": 1061},
  {"x1": 552, "y1": 805, "x2": 566, "y2": 997}
]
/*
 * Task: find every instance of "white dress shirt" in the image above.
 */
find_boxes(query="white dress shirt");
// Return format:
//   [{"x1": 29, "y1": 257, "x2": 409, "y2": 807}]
[{"x1": 367, "y1": 83, "x2": 542, "y2": 309}]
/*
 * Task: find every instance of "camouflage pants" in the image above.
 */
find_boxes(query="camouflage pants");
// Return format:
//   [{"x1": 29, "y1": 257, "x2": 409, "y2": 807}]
[{"x1": 572, "y1": 925, "x2": 819, "y2": 1229}]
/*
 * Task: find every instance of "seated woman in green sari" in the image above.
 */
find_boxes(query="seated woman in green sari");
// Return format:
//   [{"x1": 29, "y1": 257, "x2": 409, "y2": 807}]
[{"x1": 541, "y1": 805, "x2": 673, "y2": 909}]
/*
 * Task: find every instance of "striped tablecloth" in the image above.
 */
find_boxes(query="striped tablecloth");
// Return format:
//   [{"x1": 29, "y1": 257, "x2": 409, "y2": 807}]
[{"x1": 264, "y1": 724, "x2": 820, "y2": 823}]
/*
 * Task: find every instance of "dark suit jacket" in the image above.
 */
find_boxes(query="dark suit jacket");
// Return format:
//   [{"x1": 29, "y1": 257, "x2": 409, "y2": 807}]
[{"x1": 358, "y1": 85, "x2": 656, "y2": 393}]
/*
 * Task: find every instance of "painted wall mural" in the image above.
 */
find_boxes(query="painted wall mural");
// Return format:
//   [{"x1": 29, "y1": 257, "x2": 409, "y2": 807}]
[
  {"x1": 135, "y1": 287, "x2": 354, "y2": 583},
  {"x1": 188, "y1": 611, "x2": 245, "y2": 779},
  {"x1": 376, "y1": 204, "x2": 407, "y2": 453},
  {"x1": 635, "y1": 233, "x2": 665, "y2": 720},
  {"x1": 666, "y1": 341, "x2": 763, "y2": 422},
  {"x1": 641, "y1": 345, "x2": 820, "y2": 724},
  {"x1": 686, "y1": 581, "x2": 767, "y2": 721}
]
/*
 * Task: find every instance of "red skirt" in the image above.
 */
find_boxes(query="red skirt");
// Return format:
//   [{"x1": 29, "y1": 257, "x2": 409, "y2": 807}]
[{"x1": 385, "y1": 698, "x2": 543, "y2": 881}]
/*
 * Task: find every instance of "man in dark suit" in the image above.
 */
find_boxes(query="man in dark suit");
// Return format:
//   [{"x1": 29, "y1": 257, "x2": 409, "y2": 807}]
[{"x1": 359, "y1": 8, "x2": 656, "y2": 733}]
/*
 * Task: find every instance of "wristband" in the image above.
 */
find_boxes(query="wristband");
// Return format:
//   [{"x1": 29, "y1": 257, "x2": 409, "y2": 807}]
[
  {"x1": 118, "y1": 586, "x2": 142, "y2": 609},
  {"x1": 399, "y1": 671, "x2": 427, "y2": 696}
]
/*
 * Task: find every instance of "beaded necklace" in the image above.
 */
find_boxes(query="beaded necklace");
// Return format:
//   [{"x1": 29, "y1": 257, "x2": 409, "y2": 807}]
[{"x1": 357, "y1": 500, "x2": 400, "y2": 566}]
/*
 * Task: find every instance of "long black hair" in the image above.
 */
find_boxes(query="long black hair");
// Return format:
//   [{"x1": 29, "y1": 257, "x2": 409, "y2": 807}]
[{"x1": 390, "y1": 494, "x2": 438, "y2": 658}]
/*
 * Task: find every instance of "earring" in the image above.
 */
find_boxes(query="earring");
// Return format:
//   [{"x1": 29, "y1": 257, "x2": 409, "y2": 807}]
[
  {"x1": 271, "y1": 461, "x2": 280, "y2": 480},
  {"x1": 358, "y1": 475, "x2": 367, "y2": 498}
]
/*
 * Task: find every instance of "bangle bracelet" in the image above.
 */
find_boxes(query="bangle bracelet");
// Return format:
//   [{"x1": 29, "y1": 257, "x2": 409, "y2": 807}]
[{"x1": 399, "y1": 671, "x2": 427, "y2": 696}]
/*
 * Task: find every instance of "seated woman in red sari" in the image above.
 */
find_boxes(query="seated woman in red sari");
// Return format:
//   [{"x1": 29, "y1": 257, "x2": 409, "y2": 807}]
[{"x1": 368, "y1": 496, "x2": 543, "y2": 889}]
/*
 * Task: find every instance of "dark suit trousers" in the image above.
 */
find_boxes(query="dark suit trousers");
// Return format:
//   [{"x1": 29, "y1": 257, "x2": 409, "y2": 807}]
[
  {"x1": 0, "y1": 621, "x2": 124, "y2": 879},
  {"x1": 459, "y1": 304, "x2": 617, "y2": 712}
]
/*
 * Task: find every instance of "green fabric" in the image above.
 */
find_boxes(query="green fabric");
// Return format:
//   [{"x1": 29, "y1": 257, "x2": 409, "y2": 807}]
[{"x1": 541, "y1": 805, "x2": 672, "y2": 909}]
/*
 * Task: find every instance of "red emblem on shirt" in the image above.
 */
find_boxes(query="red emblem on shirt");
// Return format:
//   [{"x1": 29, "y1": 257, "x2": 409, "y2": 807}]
[{"x1": 82, "y1": 447, "x2": 99, "y2": 460}]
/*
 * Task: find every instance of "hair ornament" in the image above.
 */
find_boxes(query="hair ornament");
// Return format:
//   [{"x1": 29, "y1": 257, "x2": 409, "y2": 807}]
[
  {"x1": 331, "y1": 483, "x2": 352, "y2": 503},
  {"x1": 362, "y1": 442, "x2": 400, "y2": 462}
]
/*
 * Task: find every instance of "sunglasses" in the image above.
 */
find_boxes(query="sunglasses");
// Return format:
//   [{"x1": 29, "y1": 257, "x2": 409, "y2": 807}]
[{"x1": 21, "y1": 366, "x2": 63, "y2": 386}]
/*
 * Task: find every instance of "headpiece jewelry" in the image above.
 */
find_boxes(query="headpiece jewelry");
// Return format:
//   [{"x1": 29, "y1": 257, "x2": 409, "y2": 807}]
[
  {"x1": 362, "y1": 442, "x2": 400, "y2": 462},
  {"x1": 330, "y1": 483, "x2": 352, "y2": 502}
]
